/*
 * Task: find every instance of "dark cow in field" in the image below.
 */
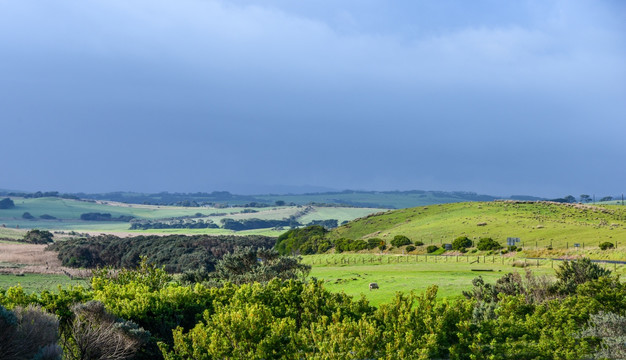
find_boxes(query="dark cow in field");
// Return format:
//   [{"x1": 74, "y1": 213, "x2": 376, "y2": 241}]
[{"x1": 369, "y1": 282, "x2": 379, "y2": 290}]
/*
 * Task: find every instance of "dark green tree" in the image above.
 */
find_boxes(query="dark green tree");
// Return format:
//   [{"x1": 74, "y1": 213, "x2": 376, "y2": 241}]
[
  {"x1": 555, "y1": 258, "x2": 611, "y2": 294},
  {"x1": 210, "y1": 247, "x2": 311, "y2": 285},
  {"x1": 24, "y1": 229, "x2": 54, "y2": 244},
  {"x1": 0, "y1": 197, "x2": 15, "y2": 209},
  {"x1": 390, "y1": 235, "x2": 411, "y2": 247},
  {"x1": 452, "y1": 236, "x2": 472, "y2": 250}
]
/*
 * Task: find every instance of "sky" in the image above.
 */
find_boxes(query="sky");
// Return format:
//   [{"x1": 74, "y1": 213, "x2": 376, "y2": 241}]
[{"x1": 0, "y1": 0, "x2": 625, "y2": 197}]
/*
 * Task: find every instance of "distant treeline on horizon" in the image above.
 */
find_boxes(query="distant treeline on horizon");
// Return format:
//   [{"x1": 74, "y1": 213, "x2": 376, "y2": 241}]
[{"x1": 1, "y1": 189, "x2": 619, "y2": 209}]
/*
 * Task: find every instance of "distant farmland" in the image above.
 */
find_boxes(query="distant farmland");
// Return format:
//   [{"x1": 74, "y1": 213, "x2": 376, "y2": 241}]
[{"x1": 0, "y1": 196, "x2": 384, "y2": 236}]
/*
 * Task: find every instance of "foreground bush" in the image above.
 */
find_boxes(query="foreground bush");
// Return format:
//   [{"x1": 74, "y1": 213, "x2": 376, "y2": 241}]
[
  {"x1": 0, "y1": 304, "x2": 61, "y2": 360},
  {"x1": 64, "y1": 301, "x2": 149, "y2": 360}
]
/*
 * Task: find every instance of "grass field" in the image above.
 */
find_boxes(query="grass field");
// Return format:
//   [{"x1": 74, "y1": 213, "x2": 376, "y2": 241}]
[
  {"x1": 303, "y1": 253, "x2": 626, "y2": 306},
  {"x1": 328, "y1": 201, "x2": 626, "y2": 254},
  {"x1": 0, "y1": 273, "x2": 88, "y2": 293}
]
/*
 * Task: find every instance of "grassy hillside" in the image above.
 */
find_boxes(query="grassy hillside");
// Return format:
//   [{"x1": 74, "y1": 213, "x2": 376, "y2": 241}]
[{"x1": 328, "y1": 201, "x2": 626, "y2": 254}]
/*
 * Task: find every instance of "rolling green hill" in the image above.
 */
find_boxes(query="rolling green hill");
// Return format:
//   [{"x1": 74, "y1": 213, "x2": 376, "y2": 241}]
[{"x1": 328, "y1": 201, "x2": 626, "y2": 254}]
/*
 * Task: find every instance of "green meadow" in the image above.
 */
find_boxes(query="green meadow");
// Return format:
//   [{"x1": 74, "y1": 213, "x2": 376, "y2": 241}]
[
  {"x1": 0, "y1": 273, "x2": 88, "y2": 293},
  {"x1": 303, "y1": 253, "x2": 626, "y2": 306}
]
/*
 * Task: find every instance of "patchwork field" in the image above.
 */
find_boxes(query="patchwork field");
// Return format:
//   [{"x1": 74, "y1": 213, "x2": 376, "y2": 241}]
[{"x1": 0, "y1": 197, "x2": 384, "y2": 236}]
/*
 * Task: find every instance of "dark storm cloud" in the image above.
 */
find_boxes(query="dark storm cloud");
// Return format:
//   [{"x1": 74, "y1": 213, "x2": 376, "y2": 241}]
[{"x1": 0, "y1": 0, "x2": 624, "y2": 197}]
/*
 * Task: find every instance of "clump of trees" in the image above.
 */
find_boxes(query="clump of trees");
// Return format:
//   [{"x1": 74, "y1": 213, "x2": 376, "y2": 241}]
[
  {"x1": 599, "y1": 241, "x2": 615, "y2": 250},
  {"x1": 0, "y1": 197, "x2": 15, "y2": 209},
  {"x1": 275, "y1": 225, "x2": 329, "y2": 255},
  {"x1": 206, "y1": 247, "x2": 311, "y2": 285},
  {"x1": 390, "y1": 235, "x2": 412, "y2": 247},
  {"x1": 476, "y1": 237, "x2": 501, "y2": 250},
  {"x1": 80, "y1": 213, "x2": 134, "y2": 222},
  {"x1": 23, "y1": 229, "x2": 54, "y2": 244},
  {"x1": 452, "y1": 236, "x2": 472, "y2": 250},
  {"x1": 221, "y1": 218, "x2": 299, "y2": 231},
  {"x1": 48, "y1": 234, "x2": 275, "y2": 272}
]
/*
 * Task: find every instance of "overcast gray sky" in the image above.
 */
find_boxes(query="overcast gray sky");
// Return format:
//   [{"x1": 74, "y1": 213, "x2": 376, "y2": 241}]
[{"x1": 1, "y1": 0, "x2": 624, "y2": 197}]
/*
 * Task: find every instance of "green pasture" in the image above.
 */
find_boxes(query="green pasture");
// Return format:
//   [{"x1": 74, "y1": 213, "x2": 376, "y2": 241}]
[
  {"x1": 303, "y1": 253, "x2": 626, "y2": 306},
  {"x1": 0, "y1": 227, "x2": 25, "y2": 240},
  {"x1": 0, "y1": 273, "x2": 88, "y2": 293},
  {"x1": 329, "y1": 201, "x2": 626, "y2": 252}
]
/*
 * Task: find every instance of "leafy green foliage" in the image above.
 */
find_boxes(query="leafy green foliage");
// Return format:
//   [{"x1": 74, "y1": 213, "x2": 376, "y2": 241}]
[
  {"x1": 49, "y1": 234, "x2": 275, "y2": 272},
  {"x1": 555, "y1": 258, "x2": 612, "y2": 294},
  {"x1": 452, "y1": 236, "x2": 472, "y2": 250},
  {"x1": 599, "y1": 241, "x2": 615, "y2": 250},
  {"x1": 24, "y1": 229, "x2": 54, "y2": 244},
  {"x1": 275, "y1": 225, "x2": 328, "y2": 255},
  {"x1": 427, "y1": 245, "x2": 439, "y2": 253},
  {"x1": 476, "y1": 237, "x2": 501, "y2": 251},
  {"x1": 367, "y1": 237, "x2": 384, "y2": 249},
  {"x1": 208, "y1": 247, "x2": 311, "y2": 285},
  {"x1": 390, "y1": 234, "x2": 412, "y2": 247},
  {"x1": 579, "y1": 311, "x2": 626, "y2": 359}
]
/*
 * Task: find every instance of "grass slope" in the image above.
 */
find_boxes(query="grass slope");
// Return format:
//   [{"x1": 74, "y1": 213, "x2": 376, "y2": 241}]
[{"x1": 329, "y1": 201, "x2": 626, "y2": 253}]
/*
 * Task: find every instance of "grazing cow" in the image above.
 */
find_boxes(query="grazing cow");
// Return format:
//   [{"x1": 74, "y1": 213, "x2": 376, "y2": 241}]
[{"x1": 369, "y1": 282, "x2": 379, "y2": 290}]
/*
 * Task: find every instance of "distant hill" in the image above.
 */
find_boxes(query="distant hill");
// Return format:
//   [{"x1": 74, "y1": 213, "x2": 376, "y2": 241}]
[
  {"x1": 0, "y1": 189, "x2": 548, "y2": 209},
  {"x1": 327, "y1": 201, "x2": 626, "y2": 251}
]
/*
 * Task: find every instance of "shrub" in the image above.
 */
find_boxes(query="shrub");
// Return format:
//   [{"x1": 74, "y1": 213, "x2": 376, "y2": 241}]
[
  {"x1": 452, "y1": 236, "x2": 472, "y2": 250},
  {"x1": 0, "y1": 304, "x2": 61, "y2": 360},
  {"x1": 405, "y1": 245, "x2": 416, "y2": 252},
  {"x1": 390, "y1": 235, "x2": 411, "y2": 247},
  {"x1": 459, "y1": 247, "x2": 468, "y2": 253},
  {"x1": 0, "y1": 197, "x2": 15, "y2": 209},
  {"x1": 350, "y1": 240, "x2": 368, "y2": 251},
  {"x1": 599, "y1": 241, "x2": 615, "y2": 250},
  {"x1": 476, "y1": 238, "x2": 501, "y2": 251},
  {"x1": 426, "y1": 245, "x2": 438, "y2": 253},
  {"x1": 334, "y1": 238, "x2": 353, "y2": 253},
  {"x1": 64, "y1": 301, "x2": 149, "y2": 360},
  {"x1": 555, "y1": 258, "x2": 612, "y2": 294},
  {"x1": 367, "y1": 238, "x2": 383, "y2": 250},
  {"x1": 22, "y1": 212, "x2": 35, "y2": 220},
  {"x1": 24, "y1": 229, "x2": 54, "y2": 244},
  {"x1": 275, "y1": 226, "x2": 327, "y2": 255},
  {"x1": 414, "y1": 241, "x2": 424, "y2": 246},
  {"x1": 579, "y1": 311, "x2": 626, "y2": 359}
]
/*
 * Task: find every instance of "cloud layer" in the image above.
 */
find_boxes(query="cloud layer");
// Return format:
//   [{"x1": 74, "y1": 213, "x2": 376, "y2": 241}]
[{"x1": 0, "y1": 0, "x2": 624, "y2": 196}]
